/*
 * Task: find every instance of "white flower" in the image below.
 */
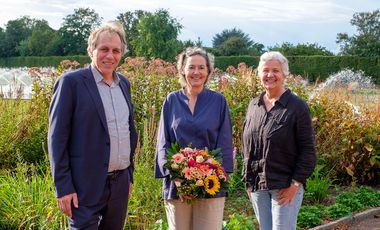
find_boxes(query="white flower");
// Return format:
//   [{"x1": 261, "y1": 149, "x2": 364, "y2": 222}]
[{"x1": 196, "y1": 155, "x2": 204, "y2": 163}]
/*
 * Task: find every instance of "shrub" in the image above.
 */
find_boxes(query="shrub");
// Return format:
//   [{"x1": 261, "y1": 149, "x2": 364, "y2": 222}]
[
  {"x1": 297, "y1": 206, "x2": 323, "y2": 229},
  {"x1": 309, "y1": 89, "x2": 380, "y2": 184},
  {"x1": 223, "y1": 214, "x2": 255, "y2": 230},
  {"x1": 304, "y1": 163, "x2": 335, "y2": 204},
  {"x1": 325, "y1": 203, "x2": 352, "y2": 219}
]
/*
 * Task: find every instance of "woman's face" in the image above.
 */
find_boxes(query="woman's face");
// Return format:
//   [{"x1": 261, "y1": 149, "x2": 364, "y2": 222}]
[
  {"x1": 183, "y1": 55, "x2": 208, "y2": 89},
  {"x1": 259, "y1": 60, "x2": 285, "y2": 92}
]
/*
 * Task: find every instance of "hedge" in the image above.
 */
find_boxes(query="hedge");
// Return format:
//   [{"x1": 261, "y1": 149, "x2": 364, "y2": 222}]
[
  {"x1": 0, "y1": 56, "x2": 91, "y2": 68},
  {"x1": 215, "y1": 55, "x2": 380, "y2": 84},
  {"x1": 0, "y1": 55, "x2": 379, "y2": 84}
]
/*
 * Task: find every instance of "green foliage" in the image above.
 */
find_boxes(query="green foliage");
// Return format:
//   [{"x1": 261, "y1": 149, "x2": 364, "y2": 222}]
[
  {"x1": 59, "y1": 8, "x2": 102, "y2": 55},
  {"x1": 212, "y1": 28, "x2": 264, "y2": 56},
  {"x1": 325, "y1": 203, "x2": 352, "y2": 219},
  {"x1": 215, "y1": 56, "x2": 380, "y2": 84},
  {"x1": 2, "y1": 16, "x2": 35, "y2": 57},
  {"x1": 270, "y1": 42, "x2": 333, "y2": 56},
  {"x1": 304, "y1": 164, "x2": 335, "y2": 204},
  {"x1": 228, "y1": 154, "x2": 245, "y2": 194},
  {"x1": 131, "y1": 9, "x2": 182, "y2": 61},
  {"x1": 28, "y1": 24, "x2": 61, "y2": 56},
  {"x1": 213, "y1": 28, "x2": 254, "y2": 50},
  {"x1": 223, "y1": 214, "x2": 255, "y2": 230},
  {"x1": 297, "y1": 206, "x2": 323, "y2": 229},
  {"x1": 0, "y1": 161, "x2": 67, "y2": 229},
  {"x1": 337, "y1": 9, "x2": 380, "y2": 56},
  {"x1": 0, "y1": 55, "x2": 91, "y2": 67},
  {"x1": 117, "y1": 10, "x2": 150, "y2": 57}
]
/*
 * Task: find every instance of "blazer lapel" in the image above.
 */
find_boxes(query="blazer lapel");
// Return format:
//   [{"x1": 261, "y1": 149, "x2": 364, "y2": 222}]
[{"x1": 82, "y1": 69, "x2": 109, "y2": 133}]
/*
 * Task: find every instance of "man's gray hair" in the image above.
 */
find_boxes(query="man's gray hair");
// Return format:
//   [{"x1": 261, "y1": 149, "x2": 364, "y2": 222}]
[{"x1": 87, "y1": 21, "x2": 127, "y2": 56}]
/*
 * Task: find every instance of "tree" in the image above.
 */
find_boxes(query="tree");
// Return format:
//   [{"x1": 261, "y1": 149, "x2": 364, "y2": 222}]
[
  {"x1": 59, "y1": 8, "x2": 102, "y2": 55},
  {"x1": 117, "y1": 10, "x2": 150, "y2": 56},
  {"x1": 212, "y1": 28, "x2": 263, "y2": 56},
  {"x1": 28, "y1": 22, "x2": 62, "y2": 56},
  {"x1": 220, "y1": 36, "x2": 249, "y2": 56},
  {"x1": 270, "y1": 42, "x2": 333, "y2": 56},
  {"x1": 0, "y1": 27, "x2": 6, "y2": 57},
  {"x1": 131, "y1": 9, "x2": 182, "y2": 61},
  {"x1": 2, "y1": 16, "x2": 35, "y2": 57},
  {"x1": 337, "y1": 9, "x2": 380, "y2": 56}
]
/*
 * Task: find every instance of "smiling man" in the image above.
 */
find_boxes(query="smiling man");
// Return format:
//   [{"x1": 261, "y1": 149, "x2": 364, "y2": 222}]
[{"x1": 48, "y1": 21, "x2": 138, "y2": 229}]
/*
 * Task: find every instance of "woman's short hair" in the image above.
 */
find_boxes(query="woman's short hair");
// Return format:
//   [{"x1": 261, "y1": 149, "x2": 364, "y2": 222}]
[
  {"x1": 177, "y1": 47, "x2": 215, "y2": 87},
  {"x1": 257, "y1": 51, "x2": 289, "y2": 77},
  {"x1": 87, "y1": 21, "x2": 127, "y2": 56}
]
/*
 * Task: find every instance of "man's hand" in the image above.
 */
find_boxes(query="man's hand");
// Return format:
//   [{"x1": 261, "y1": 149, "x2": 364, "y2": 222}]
[
  {"x1": 129, "y1": 182, "x2": 132, "y2": 198},
  {"x1": 57, "y1": 193, "x2": 78, "y2": 218}
]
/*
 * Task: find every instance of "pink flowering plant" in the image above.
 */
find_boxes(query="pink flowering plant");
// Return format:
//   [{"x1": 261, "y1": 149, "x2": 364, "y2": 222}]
[{"x1": 164, "y1": 142, "x2": 229, "y2": 202}]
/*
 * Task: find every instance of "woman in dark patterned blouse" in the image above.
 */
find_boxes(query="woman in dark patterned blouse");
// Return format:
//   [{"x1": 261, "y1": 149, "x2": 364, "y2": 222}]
[{"x1": 242, "y1": 51, "x2": 316, "y2": 230}]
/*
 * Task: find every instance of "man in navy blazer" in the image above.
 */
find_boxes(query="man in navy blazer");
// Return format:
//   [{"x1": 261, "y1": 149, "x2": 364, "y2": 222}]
[{"x1": 48, "y1": 21, "x2": 138, "y2": 229}]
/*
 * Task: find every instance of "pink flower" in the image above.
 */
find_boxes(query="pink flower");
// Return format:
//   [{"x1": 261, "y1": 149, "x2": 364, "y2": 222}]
[
  {"x1": 172, "y1": 153, "x2": 185, "y2": 164},
  {"x1": 182, "y1": 167, "x2": 192, "y2": 180}
]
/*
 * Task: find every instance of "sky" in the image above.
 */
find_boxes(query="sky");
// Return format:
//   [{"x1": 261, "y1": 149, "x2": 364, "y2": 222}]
[{"x1": 0, "y1": 0, "x2": 378, "y2": 54}]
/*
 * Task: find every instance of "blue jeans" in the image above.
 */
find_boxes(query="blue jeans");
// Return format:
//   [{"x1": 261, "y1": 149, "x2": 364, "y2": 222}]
[{"x1": 250, "y1": 186, "x2": 304, "y2": 230}]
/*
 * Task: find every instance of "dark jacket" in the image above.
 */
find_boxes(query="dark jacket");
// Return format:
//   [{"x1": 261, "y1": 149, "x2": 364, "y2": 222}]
[
  {"x1": 242, "y1": 89, "x2": 316, "y2": 192},
  {"x1": 48, "y1": 67, "x2": 138, "y2": 205}
]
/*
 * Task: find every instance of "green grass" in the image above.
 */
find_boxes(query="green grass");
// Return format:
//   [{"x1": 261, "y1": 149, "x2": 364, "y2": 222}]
[{"x1": 0, "y1": 162, "x2": 67, "y2": 229}]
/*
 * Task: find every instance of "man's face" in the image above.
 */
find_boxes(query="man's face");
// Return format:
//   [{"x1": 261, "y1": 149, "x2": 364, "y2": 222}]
[{"x1": 90, "y1": 31, "x2": 122, "y2": 79}]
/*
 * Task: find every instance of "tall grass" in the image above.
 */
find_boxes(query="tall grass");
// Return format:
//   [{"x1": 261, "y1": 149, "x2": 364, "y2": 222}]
[{"x1": 0, "y1": 157, "x2": 67, "y2": 229}]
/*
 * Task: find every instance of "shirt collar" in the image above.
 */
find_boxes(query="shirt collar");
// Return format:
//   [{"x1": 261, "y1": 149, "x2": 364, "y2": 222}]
[
  {"x1": 277, "y1": 89, "x2": 291, "y2": 107},
  {"x1": 257, "y1": 89, "x2": 291, "y2": 107},
  {"x1": 91, "y1": 64, "x2": 120, "y2": 85}
]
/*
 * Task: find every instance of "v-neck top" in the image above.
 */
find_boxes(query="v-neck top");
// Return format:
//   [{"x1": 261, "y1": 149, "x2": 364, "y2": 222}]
[{"x1": 155, "y1": 88, "x2": 234, "y2": 200}]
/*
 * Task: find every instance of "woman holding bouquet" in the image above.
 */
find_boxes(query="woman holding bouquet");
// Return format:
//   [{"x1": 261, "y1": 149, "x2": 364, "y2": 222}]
[
  {"x1": 242, "y1": 51, "x2": 316, "y2": 230},
  {"x1": 155, "y1": 47, "x2": 233, "y2": 230}
]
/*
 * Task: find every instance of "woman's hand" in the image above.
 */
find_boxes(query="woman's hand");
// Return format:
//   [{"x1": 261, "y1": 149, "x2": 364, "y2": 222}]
[
  {"x1": 174, "y1": 179, "x2": 195, "y2": 202},
  {"x1": 277, "y1": 183, "x2": 299, "y2": 206}
]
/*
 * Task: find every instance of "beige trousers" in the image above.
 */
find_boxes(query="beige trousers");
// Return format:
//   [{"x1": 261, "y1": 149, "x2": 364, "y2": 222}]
[{"x1": 164, "y1": 197, "x2": 225, "y2": 230}]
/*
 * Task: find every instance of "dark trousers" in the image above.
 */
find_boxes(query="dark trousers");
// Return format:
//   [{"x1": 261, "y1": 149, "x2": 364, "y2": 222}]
[{"x1": 69, "y1": 169, "x2": 130, "y2": 230}]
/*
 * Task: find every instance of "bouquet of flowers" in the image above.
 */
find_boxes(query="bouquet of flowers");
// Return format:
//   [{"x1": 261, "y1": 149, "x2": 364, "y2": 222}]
[{"x1": 164, "y1": 142, "x2": 229, "y2": 202}]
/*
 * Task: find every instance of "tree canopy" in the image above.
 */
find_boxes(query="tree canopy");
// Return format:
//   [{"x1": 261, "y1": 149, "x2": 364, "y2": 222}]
[
  {"x1": 337, "y1": 9, "x2": 380, "y2": 56},
  {"x1": 117, "y1": 10, "x2": 150, "y2": 56},
  {"x1": 130, "y1": 9, "x2": 182, "y2": 61},
  {"x1": 212, "y1": 28, "x2": 264, "y2": 56},
  {"x1": 59, "y1": 8, "x2": 102, "y2": 55},
  {"x1": 270, "y1": 42, "x2": 333, "y2": 56}
]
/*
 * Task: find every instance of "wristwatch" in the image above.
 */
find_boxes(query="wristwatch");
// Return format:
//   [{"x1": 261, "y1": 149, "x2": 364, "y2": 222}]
[{"x1": 292, "y1": 179, "x2": 301, "y2": 188}]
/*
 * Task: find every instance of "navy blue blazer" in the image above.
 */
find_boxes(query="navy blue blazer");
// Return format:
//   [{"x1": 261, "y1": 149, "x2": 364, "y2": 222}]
[{"x1": 48, "y1": 67, "x2": 138, "y2": 206}]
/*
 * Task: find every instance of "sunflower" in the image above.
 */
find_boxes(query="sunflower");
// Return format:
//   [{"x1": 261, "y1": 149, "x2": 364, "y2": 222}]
[{"x1": 204, "y1": 174, "x2": 220, "y2": 195}]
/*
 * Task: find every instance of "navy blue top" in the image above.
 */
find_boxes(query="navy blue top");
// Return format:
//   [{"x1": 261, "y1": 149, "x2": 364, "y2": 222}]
[{"x1": 155, "y1": 88, "x2": 234, "y2": 200}]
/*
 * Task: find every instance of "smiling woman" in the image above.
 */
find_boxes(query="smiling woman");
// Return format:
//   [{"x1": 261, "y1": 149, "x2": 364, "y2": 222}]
[{"x1": 242, "y1": 51, "x2": 317, "y2": 230}]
